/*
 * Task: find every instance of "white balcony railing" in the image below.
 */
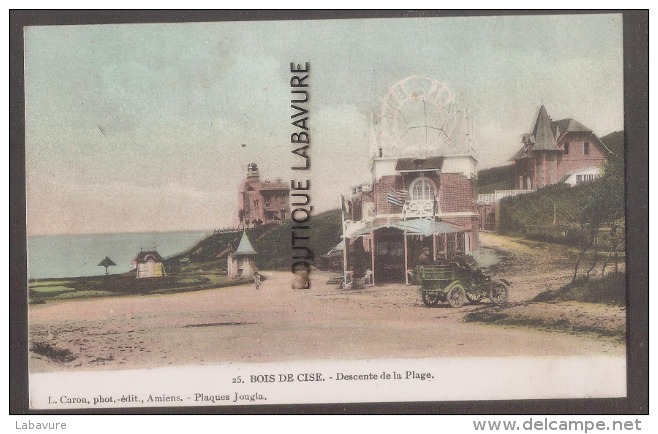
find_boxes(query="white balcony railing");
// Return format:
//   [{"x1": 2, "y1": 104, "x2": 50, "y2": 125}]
[{"x1": 402, "y1": 199, "x2": 437, "y2": 219}]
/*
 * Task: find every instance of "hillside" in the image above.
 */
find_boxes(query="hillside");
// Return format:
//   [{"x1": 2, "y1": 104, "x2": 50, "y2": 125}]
[
  {"x1": 498, "y1": 181, "x2": 603, "y2": 242},
  {"x1": 600, "y1": 130, "x2": 624, "y2": 162},
  {"x1": 164, "y1": 209, "x2": 343, "y2": 272}
]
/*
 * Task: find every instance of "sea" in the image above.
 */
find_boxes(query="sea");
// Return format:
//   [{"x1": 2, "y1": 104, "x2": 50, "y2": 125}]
[{"x1": 27, "y1": 231, "x2": 210, "y2": 280}]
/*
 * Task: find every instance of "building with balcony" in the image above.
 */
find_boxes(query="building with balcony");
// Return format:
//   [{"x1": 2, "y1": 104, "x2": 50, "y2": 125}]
[
  {"x1": 238, "y1": 163, "x2": 290, "y2": 227},
  {"x1": 341, "y1": 76, "x2": 479, "y2": 285}
]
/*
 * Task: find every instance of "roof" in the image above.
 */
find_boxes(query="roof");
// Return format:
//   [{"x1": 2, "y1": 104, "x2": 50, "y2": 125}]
[
  {"x1": 233, "y1": 231, "x2": 257, "y2": 256},
  {"x1": 395, "y1": 219, "x2": 462, "y2": 235},
  {"x1": 325, "y1": 240, "x2": 345, "y2": 256},
  {"x1": 531, "y1": 105, "x2": 559, "y2": 151},
  {"x1": 133, "y1": 251, "x2": 163, "y2": 263},
  {"x1": 97, "y1": 256, "x2": 116, "y2": 267},
  {"x1": 259, "y1": 182, "x2": 290, "y2": 191},
  {"x1": 348, "y1": 219, "x2": 461, "y2": 238},
  {"x1": 559, "y1": 166, "x2": 602, "y2": 183},
  {"x1": 512, "y1": 107, "x2": 597, "y2": 160},
  {"x1": 552, "y1": 118, "x2": 591, "y2": 138},
  {"x1": 511, "y1": 145, "x2": 530, "y2": 160},
  {"x1": 563, "y1": 166, "x2": 601, "y2": 177},
  {"x1": 395, "y1": 157, "x2": 444, "y2": 172}
]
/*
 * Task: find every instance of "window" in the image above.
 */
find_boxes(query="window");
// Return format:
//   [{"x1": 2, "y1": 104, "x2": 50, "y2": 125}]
[
  {"x1": 576, "y1": 173, "x2": 599, "y2": 184},
  {"x1": 564, "y1": 141, "x2": 569, "y2": 154},
  {"x1": 584, "y1": 142, "x2": 590, "y2": 155},
  {"x1": 409, "y1": 177, "x2": 435, "y2": 201}
]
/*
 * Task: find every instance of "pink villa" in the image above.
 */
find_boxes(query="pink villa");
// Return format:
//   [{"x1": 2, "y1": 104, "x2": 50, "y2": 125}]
[
  {"x1": 512, "y1": 105, "x2": 608, "y2": 190},
  {"x1": 238, "y1": 163, "x2": 290, "y2": 227}
]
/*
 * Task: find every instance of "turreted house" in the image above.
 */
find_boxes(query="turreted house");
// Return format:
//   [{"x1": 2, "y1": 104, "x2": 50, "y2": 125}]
[
  {"x1": 238, "y1": 163, "x2": 290, "y2": 227},
  {"x1": 512, "y1": 105, "x2": 608, "y2": 190}
]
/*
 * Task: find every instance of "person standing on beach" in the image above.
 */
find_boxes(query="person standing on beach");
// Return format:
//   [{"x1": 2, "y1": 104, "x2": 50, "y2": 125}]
[{"x1": 254, "y1": 272, "x2": 261, "y2": 290}]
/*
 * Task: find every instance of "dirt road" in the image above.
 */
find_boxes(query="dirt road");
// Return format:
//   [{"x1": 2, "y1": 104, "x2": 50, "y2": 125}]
[
  {"x1": 479, "y1": 232, "x2": 585, "y2": 301},
  {"x1": 28, "y1": 233, "x2": 625, "y2": 373}
]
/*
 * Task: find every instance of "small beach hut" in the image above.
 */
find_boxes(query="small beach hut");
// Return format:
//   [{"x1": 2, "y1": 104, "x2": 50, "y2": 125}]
[
  {"x1": 227, "y1": 231, "x2": 258, "y2": 278},
  {"x1": 132, "y1": 250, "x2": 166, "y2": 278}
]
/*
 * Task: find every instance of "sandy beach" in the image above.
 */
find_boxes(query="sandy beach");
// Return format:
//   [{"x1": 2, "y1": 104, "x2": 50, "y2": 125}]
[{"x1": 28, "y1": 233, "x2": 625, "y2": 373}]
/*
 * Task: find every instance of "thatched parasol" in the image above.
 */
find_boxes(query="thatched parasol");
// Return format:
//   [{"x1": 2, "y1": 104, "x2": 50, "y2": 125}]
[{"x1": 98, "y1": 256, "x2": 117, "y2": 275}]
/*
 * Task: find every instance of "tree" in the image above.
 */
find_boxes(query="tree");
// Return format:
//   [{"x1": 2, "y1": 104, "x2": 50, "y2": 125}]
[{"x1": 572, "y1": 138, "x2": 625, "y2": 281}]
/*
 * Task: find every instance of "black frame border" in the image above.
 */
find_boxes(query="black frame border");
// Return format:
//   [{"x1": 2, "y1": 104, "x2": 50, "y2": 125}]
[{"x1": 9, "y1": 9, "x2": 648, "y2": 415}]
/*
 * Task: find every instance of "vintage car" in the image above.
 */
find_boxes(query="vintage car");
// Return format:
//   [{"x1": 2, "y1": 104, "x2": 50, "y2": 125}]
[{"x1": 417, "y1": 255, "x2": 510, "y2": 308}]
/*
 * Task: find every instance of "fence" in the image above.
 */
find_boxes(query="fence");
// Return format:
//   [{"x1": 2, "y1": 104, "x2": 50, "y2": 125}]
[
  {"x1": 213, "y1": 227, "x2": 242, "y2": 234},
  {"x1": 476, "y1": 190, "x2": 534, "y2": 231},
  {"x1": 477, "y1": 189, "x2": 534, "y2": 204}
]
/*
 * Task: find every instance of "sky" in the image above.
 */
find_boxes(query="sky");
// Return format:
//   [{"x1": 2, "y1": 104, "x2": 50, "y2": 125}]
[{"x1": 24, "y1": 14, "x2": 624, "y2": 235}]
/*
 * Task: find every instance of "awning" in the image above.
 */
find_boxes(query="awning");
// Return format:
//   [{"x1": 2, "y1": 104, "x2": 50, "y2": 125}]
[
  {"x1": 393, "y1": 219, "x2": 461, "y2": 235},
  {"x1": 348, "y1": 219, "x2": 460, "y2": 238},
  {"x1": 326, "y1": 240, "x2": 345, "y2": 256},
  {"x1": 347, "y1": 221, "x2": 394, "y2": 238}
]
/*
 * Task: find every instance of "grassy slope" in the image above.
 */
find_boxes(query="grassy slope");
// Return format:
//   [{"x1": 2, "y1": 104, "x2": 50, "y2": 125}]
[
  {"x1": 164, "y1": 208, "x2": 343, "y2": 271},
  {"x1": 497, "y1": 182, "x2": 599, "y2": 234},
  {"x1": 533, "y1": 272, "x2": 626, "y2": 307}
]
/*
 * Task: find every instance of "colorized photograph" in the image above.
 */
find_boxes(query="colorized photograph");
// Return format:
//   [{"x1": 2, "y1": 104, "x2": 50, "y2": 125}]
[{"x1": 23, "y1": 13, "x2": 628, "y2": 409}]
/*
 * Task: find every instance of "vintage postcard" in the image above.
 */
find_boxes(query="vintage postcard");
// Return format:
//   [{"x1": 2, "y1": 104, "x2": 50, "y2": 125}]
[{"x1": 21, "y1": 12, "x2": 632, "y2": 410}]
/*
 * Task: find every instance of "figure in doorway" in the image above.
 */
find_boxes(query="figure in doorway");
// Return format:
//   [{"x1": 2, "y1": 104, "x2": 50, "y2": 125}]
[
  {"x1": 416, "y1": 246, "x2": 432, "y2": 266},
  {"x1": 350, "y1": 241, "x2": 368, "y2": 279}
]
